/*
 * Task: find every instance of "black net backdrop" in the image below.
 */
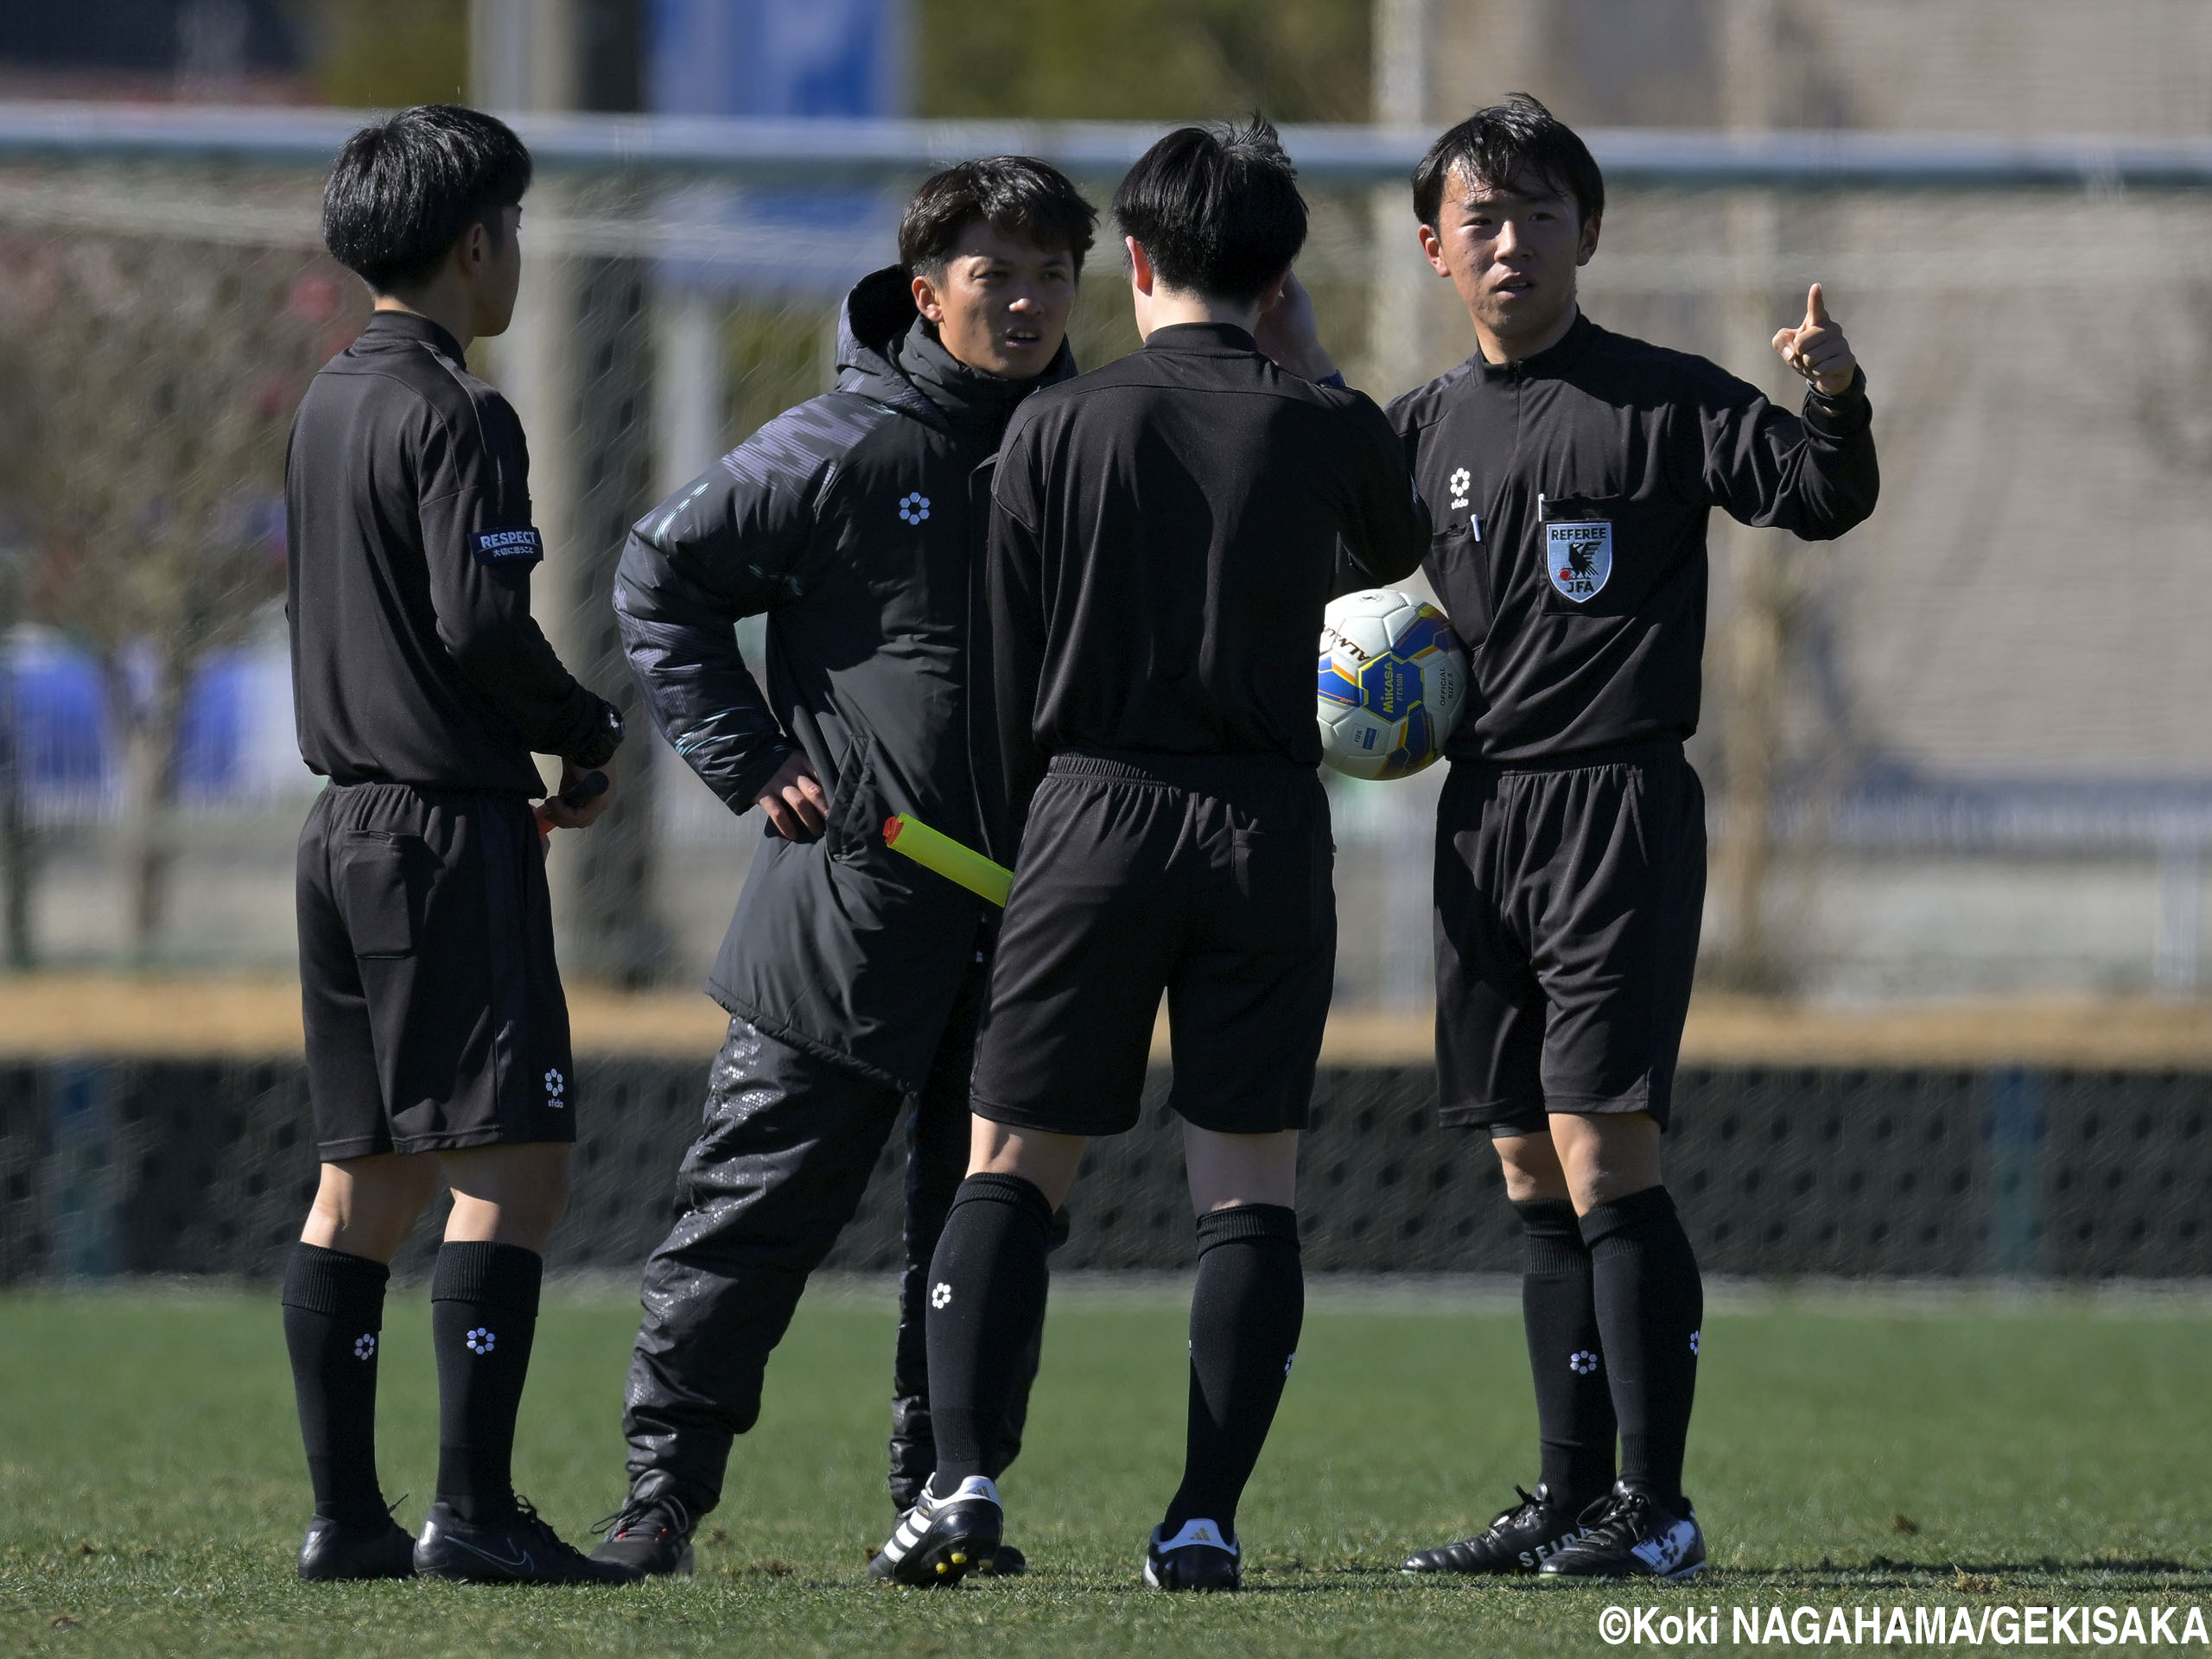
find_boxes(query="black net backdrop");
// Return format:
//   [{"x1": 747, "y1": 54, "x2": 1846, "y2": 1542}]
[{"x1": 3, "y1": 1059, "x2": 2208, "y2": 1283}]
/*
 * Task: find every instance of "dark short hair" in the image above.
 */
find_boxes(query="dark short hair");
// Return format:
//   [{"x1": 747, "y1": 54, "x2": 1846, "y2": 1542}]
[
  {"x1": 1412, "y1": 94, "x2": 1605, "y2": 229},
  {"x1": 323, "y1": 105, "x2": 533, "y2": 292},
  {"x1": 899, "y1": 156, "x2": 1098, "y2": 279},
  {"x1": 1110, "y1": 118, "x2": 1306, "y2": 307}
]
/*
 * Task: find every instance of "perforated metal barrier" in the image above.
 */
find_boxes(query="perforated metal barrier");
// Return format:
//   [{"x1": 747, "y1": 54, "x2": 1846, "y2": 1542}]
[{"x1": 1, "y1": 1058, "x2": 2206, "y2": 1283}]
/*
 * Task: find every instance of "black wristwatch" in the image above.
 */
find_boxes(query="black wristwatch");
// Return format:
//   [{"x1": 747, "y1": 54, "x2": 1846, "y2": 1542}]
[{"x1": 569, "y1": 699, "x2": 626, "y2": 769}]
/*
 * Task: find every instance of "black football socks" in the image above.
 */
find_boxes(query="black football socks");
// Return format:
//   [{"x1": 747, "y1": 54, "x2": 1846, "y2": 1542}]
[
  {"x1": 1161, "y1": 1204, "x2": 1305, "y2": 1539},
  {"x1": 1580, "y1": 1186, "x2": 1703, "y2": 1512},
  {"x1": 430, "y1": 1241, "x2": 544, "y2": 1524},
  {"x1": 283, "y1": 1243, "x2": 393, "y2": 1527},
  {"x1": 924, "y1": 1173, "x2": 1054, "y2": 1498},
  {"x1": 1515, "y1": 1198, "x2": 1618, "y2": 1509}
]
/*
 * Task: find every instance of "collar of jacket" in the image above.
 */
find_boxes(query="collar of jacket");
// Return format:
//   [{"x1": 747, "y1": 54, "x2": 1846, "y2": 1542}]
[
  {"x1": 892, "y1": 318, "x2": 1050, "y2": 429},
  {"x1": 1141, "y1": 320, "x2": 1260, "y2": 357},
  {"x1": 1475, "y1": 308, "x2": 1599, "y2": 381},
  {"x1": 356, "y1": 307, "x2": 467, "y2": 363},
  {"x1": 835, "y1": 264, "x2": 1075, "y2": 431}
]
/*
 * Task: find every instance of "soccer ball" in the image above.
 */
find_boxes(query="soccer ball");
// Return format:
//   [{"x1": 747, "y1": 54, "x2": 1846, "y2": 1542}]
[{"x1": 1316, "y1": 588, "x2": 1467, "y2": 779}]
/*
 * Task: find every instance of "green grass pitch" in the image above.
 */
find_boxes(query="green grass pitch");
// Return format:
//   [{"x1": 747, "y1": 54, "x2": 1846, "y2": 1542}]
[{"x1": 3, "y1": 1281, "x2": 2209, "y2": 1656}]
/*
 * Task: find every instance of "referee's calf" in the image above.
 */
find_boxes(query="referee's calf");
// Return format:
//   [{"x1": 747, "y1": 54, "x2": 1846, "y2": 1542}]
[{"x1": 280, "y1": 105, "x2": 632, "y2": 1586}]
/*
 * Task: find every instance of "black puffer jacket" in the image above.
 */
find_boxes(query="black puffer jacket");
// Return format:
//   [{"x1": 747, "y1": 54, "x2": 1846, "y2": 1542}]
[{"x1": 616, "y1": 267, "x2": 1075, "y2": 1090}]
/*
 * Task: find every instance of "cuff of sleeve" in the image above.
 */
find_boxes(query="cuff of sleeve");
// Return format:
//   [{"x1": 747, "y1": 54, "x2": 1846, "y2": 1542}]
[
  {"x1": 728, "y1": 744, "x2": 800, "y2": 814},
  {"x1": 1805, "y1": 365, "x2": 1868, "y2": 410},
  {"x1": 563, "y1": 696, "x2": 625, "y2": 768}
]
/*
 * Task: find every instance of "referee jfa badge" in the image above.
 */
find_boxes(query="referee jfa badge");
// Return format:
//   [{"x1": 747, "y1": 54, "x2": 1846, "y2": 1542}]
[{"x1": 1545, "y1": 518, "x2": 1611, "y2": 602}]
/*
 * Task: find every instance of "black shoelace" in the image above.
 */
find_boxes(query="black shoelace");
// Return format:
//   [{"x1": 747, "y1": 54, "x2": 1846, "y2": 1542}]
[
  {"x1": 1574, "y1": 1488, "x2": 1655, "y2": 1548},
  {"x1": 592, "y1": 1492, "x2": 694, "y2": 1541},
  {"x1": 512, "y1": 1495, "x2": 587, "y2": 1558},
  {"x1": 1481, "y1": 1485, "x2": 1548, "y2": 1538}
]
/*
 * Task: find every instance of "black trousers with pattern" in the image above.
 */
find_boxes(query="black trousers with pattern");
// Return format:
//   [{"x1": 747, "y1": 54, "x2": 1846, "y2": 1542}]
[{"x1": 620, "y1": 962, "x2": 1048, "y2": 1516}]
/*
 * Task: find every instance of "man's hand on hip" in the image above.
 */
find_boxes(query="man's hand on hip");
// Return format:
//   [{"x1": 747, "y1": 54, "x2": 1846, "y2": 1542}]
[{"x1": 758, "y1": 752, "x2": 829, "y2": 839}]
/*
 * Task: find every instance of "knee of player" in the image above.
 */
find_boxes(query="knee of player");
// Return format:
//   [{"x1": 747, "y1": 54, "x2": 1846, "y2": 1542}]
[
  {"x1": 530, "y1": 1154, "x2": 575, "y2": 1224},
  {"x1": 1552, "y1": 1112, "x2": 1664, "y2": 1211},
  {"x1": 1492, "y1": 1128, "x2": 1569, "y2": 1204}
]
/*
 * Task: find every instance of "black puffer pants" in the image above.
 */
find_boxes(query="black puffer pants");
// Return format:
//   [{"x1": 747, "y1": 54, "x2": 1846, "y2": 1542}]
[{"x1": 620, "y1": 959, "x2": 1050, "y2": 1516}]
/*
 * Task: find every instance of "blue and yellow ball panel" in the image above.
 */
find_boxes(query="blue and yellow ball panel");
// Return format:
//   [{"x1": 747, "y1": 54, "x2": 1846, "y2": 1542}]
[
  {"x1": 1318, "y1": 658, "x2": 1363, "y2": 706},
  {"x1": 1393, "y1": 610, "x2": 1453, "y2": 661},
  {"x1": 1382, "y1": 705, "x2": 1433, "y2": 779},
  {"x1": 1359, "y1": 653, "x2": 1419, "y2": 720}
]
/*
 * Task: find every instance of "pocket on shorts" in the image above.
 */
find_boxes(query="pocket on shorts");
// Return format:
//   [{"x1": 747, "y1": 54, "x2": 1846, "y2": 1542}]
[
  {"x1": 334, "y1": 831, "x2": 432, "y2": 958},
  {"x1": 1226, "y1": 789, "x2": 1332, "y2": 953}
]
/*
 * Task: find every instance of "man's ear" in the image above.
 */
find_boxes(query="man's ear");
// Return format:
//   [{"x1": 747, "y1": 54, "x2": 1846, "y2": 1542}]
[
  {"x1": 1125, "y1": 235, "x2": 1155, "y2": 296},
  {"x1": 451, "y1": 219, "x2": 491, "y2": 280},
  {"x1": 910, "y1": 270, "x2": 946, "y2": 325},
  {"x1": 1417, "y1": 221, "x2": 1452, "y2": 278},
  {"x1": 1576, "y1": 213, "x2": 1602, "y2": 267}
]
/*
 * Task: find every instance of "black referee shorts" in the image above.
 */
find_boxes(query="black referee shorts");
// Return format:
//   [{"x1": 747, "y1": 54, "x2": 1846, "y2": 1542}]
[
  {"x1": 970, "y1": 751, "x2": 1335, "y2": 1139},
  {"x1": 296, "y1": 781, "x2": 576, "y2": 1162},
  {"x1": 1433, "y1": 739, "x2": 1705, "y2": 1135}
]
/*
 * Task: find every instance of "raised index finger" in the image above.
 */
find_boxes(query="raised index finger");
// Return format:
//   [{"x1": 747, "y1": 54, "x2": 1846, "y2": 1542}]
[{"x1": 1806, "y1": 283, "x2": 1830, "y2": 327}]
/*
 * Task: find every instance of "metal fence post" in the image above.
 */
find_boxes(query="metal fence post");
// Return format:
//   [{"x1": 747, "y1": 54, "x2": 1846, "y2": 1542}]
[
  {"x1": 1984, "y1": 1068, "x2": 2045, "y2": 1276},
  {"x1": 2154, "y1": 826, "x2": 2202, "y2": 997}
]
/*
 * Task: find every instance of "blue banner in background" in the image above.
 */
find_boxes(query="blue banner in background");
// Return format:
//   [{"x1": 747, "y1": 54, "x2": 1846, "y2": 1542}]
[
  {"x1": 1, "y1": 632, "x2": 305, "y2": 812},
  {"x1": 652, "y1": 0, "x2": 906, "y2": 118},
  {"x1": 649, "y1": 0, "x2": 908, "y2": 293}
]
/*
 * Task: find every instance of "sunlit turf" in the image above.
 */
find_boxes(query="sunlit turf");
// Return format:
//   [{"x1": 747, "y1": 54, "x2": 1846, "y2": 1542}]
[{"x1": 3, "y1": 1280, "x2": 2210, "y2": 1656}]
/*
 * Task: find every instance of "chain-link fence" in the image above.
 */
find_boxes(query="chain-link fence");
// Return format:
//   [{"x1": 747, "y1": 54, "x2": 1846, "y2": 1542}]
[
  {"x1": 3, "y1": 118, "x2": 2211, "y2": 1004},
  {"x1": 8, "y1": 1055, "x2": 2206, "y2": 1283}
]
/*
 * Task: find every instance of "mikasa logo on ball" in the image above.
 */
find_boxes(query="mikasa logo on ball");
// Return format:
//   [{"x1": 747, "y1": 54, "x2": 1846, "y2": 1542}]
[
  {"x1": 1373, "y1": 658, "x2": 1413, "y2": 717},
  {"x1": 1546, "y1": 520, "x2": 1611, "y2": 601}
]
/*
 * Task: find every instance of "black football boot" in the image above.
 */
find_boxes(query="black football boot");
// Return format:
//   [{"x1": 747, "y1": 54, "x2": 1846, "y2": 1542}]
[
  {"x1": 414, "y1": 1496, "x2": 640, "y2": 1586},
  {"x1": 589, "y1": 1492, "x2": 697, "y2": 1579},
  {"x1": 1400, "y1": 1483, "x2": 1593, "y2": 1576},
  {"x1": 1142, "y1": 1519, "x2": 1242, "y2": 1592},
  {"x1": 869, "y1": 1476, "x2": 1002, "y2": 1587},
  {"x1": 297, "y1": 1511, "x2": 416, "y2": 1582},
  {"x1": 1537, "y1": 1484, "x2": 1707, "y2": 1582}
]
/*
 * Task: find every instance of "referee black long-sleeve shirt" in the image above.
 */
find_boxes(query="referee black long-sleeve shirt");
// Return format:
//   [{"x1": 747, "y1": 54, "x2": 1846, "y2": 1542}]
[
  {"x1": 286, "y1": 309, "x2": 617, "y2": 797},
  {"x1": 1388, "y1": 310, "x2": 1878, "y2": 764},
  {"x1": 988, "y1": 321, "x2": 1432, "y2": 821}
]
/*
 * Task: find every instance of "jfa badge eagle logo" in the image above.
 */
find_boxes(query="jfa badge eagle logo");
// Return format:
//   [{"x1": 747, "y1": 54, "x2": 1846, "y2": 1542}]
[{"x1": 1545, "y1": 519, "x2": 1611, "y2": 601}]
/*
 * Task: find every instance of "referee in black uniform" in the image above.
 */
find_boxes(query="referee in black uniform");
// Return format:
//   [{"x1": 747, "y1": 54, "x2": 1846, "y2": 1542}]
[
  {"x1": 1389, "y1": 98, "x2": 1878, "y2": 1581},
  {"x1": 873, "y1": 120, "x2": 1431, "y2": 1592},
  {"x1": 593, "y1": 157, "x2": 1096, "y2": 1578},
  {"x1": 281, "y1": 106, "x2": 632, "y2": 1586}
]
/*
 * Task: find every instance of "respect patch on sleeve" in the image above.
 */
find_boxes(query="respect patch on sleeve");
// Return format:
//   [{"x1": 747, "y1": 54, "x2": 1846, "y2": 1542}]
[{"x1": 469, "y1": 526, "x2": 545, "y2": 567}]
